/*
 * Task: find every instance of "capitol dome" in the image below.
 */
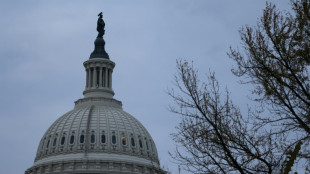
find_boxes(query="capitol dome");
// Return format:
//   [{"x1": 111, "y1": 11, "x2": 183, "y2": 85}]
[{"x1": 25, "y1": 13, "x2": 166, "y2": 174}]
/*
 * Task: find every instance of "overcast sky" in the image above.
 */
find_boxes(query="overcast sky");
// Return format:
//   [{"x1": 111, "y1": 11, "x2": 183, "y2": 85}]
[{"x1": 0, "y1": 0, "x2": 291, "y2": 173}]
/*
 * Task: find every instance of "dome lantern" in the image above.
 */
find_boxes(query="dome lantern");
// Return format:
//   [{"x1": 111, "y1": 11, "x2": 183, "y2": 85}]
[
  {"x1": 82, "y1": 58, "x2": 115, "y2": 99},
  {"x1": 83, "y1": 12, "x2": 114, "y2": 98}
]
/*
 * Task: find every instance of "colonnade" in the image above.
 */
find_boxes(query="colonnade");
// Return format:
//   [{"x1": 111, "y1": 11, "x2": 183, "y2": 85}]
[{"x1": 85, "y1": 66, "x2": 112, "y2": 89}]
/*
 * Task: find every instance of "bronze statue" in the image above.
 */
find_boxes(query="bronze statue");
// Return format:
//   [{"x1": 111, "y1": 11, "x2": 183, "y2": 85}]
[
  {"x1": 97, "y1": 12, "x2": 105, "y2": 38},
  {"x1": 90, "y1": 12, "x2": 110, "y2": 59}
]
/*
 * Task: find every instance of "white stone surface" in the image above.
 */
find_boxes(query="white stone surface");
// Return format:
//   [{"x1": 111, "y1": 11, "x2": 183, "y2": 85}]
[
  {"x1": 34, "y1": 103, "x2": 159, "y2": 163},
  {"x1": 34, "y1": 153, "x2": 160, "y2": 168}
]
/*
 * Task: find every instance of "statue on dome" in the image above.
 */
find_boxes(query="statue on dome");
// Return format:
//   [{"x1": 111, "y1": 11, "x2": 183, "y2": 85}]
[{"x1": 97, "y1": 12, "x2": 105, "y2": 38}]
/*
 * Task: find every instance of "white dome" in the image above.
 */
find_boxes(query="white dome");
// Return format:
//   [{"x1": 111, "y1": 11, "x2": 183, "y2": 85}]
[
  {"x1": 25, "y1": 15, "x2": 166, "y2": 174},
  {"x1": 26, "y1": 97, "x2": 163, "y2": 174}
]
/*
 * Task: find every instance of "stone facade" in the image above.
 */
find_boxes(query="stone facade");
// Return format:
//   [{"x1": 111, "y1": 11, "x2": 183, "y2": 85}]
[{"x1": 26, "y1": 159, "x2": 162, "y2": 174}]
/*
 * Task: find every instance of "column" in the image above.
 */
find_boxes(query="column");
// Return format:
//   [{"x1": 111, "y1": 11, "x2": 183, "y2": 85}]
[
  {"x1": 88, "y1": 68, "x2": 91, "y2": 88},
  {"x1": 99, "y1": 67, "x2": 103, "y2": 88},
  {"x1": 107, "y1": 69, "x2": 110, "y2": 88},
  {"x1": 93, "y1": 67, "x2": 97, "y2": 88},
  {"x1": 85, "y1": 68, "x2": 88, "y2": 89},
  {"x1": 109, "y1": 70, "x2": 112, "y2": 88},
  {"x1": 105, "y1": 67, "x2": 108, "y2": 88},
  {"x1": 102, "y1": 67, "x2": 106, "y2": 87}
]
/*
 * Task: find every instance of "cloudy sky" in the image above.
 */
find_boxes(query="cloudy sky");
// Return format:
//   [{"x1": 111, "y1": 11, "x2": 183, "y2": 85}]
[{"x1": 0, "y1": 0, "x2": 291, "y2": 173}]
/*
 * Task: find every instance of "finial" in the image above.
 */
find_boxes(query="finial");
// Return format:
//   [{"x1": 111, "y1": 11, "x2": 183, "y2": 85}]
[
  {"x1": 90, "y1": 12, "x2": 109, "y2": 59},
  {"x1": 96, "y1": 12, "x2": 105, "y2": 38}
]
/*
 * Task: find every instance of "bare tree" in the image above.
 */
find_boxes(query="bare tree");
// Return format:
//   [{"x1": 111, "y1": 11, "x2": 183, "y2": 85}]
[
  {"x1": 228, "y1": 0, "x2": 310, "y2": 166},
  {"x1": 169, "y1": 60, "x2": 283, "y2": 174},
  {"x1": 169, "y1": 0, "x2": 310, "y2": 173}
]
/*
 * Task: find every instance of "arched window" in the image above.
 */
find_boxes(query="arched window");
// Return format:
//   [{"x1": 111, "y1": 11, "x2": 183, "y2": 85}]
[
  {"x1": 53, "y1": 138, "x2": 57, "y2": 146},
  {"x1": 112, "y1": 135, "x2": 116, "y2": 144},
  {"x1": 80, "y1": 135, "x2": 85, "y2": 143},
  {"x1": 131, "y1": 137, "x2": 135, "y2": 147},
  {"x1": 46, "y1": 139, "x2": 50, "y2": 148},
  {"x1": 150, "y1": 140, "x2": 153, "y2": 152},
  {"x1": 70, "y1": 135, "x2": 75, "y2": 144},
  {"x1": 146, "y1": 139, "x2": 149, "y2": 150},
  {"x1": 121, "y1": 135, "x2": 126, "y2": 145},
  {"x1": 61, "y1": 136, "x2": 65, "y2": 145},
  {"x1": 139, "y1": 139, "x2": 143, "y2": 148},
  {"x1": 90, "y1": 134, "x2": 95, "y2": 143},
  {"x1": 41, "y1": 139, "x2": 45, "y2": 150},
  {"x1": 101, "y1": 134, "x2": 106, "y2": 143}
]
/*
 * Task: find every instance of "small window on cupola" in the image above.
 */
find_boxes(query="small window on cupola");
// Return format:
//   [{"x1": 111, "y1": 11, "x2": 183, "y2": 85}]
[
  {"x1": 145, "y1": 138, "x2": 149, "y2": 150},
  {"x1": 91, "y1": 134, "x2": 95, "y2": 143},
  {"x1": 41, "y1": 138, "x2": 46, "y2": 150},
  {"x1": 112, "y1": 135, "x2": 116, "y2": 144},
  {"x1": 61, "y1": 136, "x2": 65, "y2": 145},
  {"x1": 46, "y1": 139, "x2": 50, "y2": 148},
  {"x1": 131, "y1": 137, "x2": 135, "y2": 147},
  {"x1": 101, "y1": 131, "x2": 106, "y2": 143},
  {"x1": 139, "y1": 138, "x2": 143, "y2": 149},
  {"x1": 70, "y1": 135, "x2": 75, "y2": 144},
  {"x1": 53, "y1": 137, "x2": 57, "y2": 147},
  {"x1": 121, "y1": 135, "x2": 126, "y2": 145},
  {"x1": 112, "y1": 132, "x2": 117, "y2": 144},
  {"x1": 80, "y1": 134, "x2": 85, "y2": 144},
  {"x1": 150, "y1": 139, "x2": 153, "y2": 152}
]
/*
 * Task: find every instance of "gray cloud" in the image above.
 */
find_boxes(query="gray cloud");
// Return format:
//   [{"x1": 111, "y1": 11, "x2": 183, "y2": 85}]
[{"x1": 0, "y1": 0, "x2": 291, "y2": 173}]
